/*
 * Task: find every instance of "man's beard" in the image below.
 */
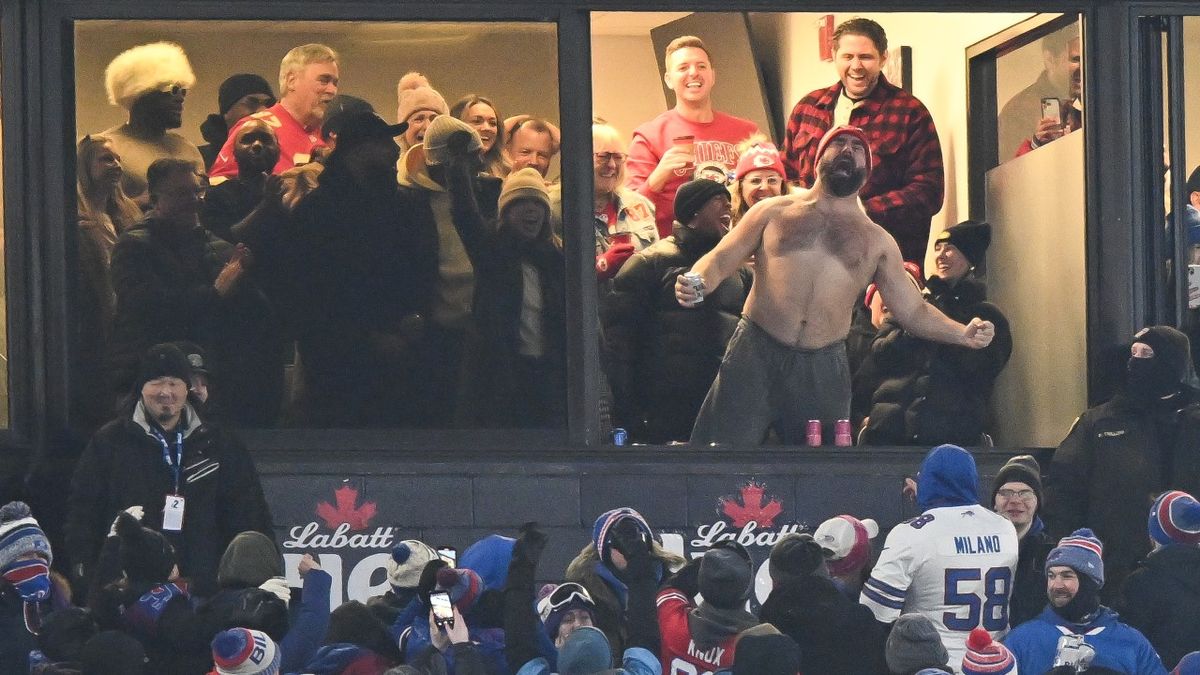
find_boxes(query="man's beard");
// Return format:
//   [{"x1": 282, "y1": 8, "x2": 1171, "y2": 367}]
[{"x1": 819, "y1": 155, "x2": 866, "y2": 197}]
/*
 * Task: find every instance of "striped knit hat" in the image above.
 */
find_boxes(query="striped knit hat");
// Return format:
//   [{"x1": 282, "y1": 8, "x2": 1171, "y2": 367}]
[
  {"x1": 1149, "y1": 490, "x2": 1200, "y2": 547},
  {"x1": 592, "y1": 507, "x2": 653, "y2": 563},
  {"x1": 435, "y1": 567, "x2": 483, "y2": 612},
  {"x1": 1046, "y1": 528, "x2": 1105, "y2": 588},
  {"x1": 962, "y1": 627, "x2": 1015, "y2": 675},
  {"x1": 212, "y1": 628, "x2": 280, "y2": 675},
  {"x1": 0, "y1": 501, "x2": 52, "y2": 570}
]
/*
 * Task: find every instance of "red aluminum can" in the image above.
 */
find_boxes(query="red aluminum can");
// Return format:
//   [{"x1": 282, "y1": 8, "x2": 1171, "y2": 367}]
[
  {"x1": 834, "y1": 419, "x2": 852, "y2": 447},
  {"x1": 806, "y1": 419, "x2": 822, "y2": 447}
]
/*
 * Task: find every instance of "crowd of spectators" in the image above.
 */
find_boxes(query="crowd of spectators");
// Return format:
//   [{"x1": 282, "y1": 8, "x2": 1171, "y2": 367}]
[
  {"x1": 8, "y1": 434, "x2": 1200, "y2": 673},
  {"x1": 32, "y1": 11, "x2": 1200, "y2": 673}
]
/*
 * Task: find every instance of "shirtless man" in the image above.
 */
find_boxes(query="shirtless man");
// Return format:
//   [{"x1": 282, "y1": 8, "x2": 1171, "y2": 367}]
[{"x1": 676, "y1": 125, "x2": 994, "y2": 445}]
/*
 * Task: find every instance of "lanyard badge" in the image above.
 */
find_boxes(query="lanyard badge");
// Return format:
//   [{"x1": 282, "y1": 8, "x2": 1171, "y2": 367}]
[{"x1": 152, "y1": 428, "x2": 186, "y2": 532}]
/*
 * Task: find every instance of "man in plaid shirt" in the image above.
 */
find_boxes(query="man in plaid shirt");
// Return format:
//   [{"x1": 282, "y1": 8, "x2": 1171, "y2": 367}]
[{"x1": 783, "y1": 18, "x2": 943, "y2": 265}]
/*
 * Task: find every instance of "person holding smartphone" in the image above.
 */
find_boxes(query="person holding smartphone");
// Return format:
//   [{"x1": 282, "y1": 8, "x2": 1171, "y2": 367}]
[{"x1": 999, "y1": 26, "x2": 1082, "y2": 159}]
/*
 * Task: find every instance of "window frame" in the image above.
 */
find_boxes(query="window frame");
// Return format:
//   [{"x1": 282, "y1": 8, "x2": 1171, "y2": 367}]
[{"x1": 13, "y1": 0, "x2": 1146, "y2": 453}]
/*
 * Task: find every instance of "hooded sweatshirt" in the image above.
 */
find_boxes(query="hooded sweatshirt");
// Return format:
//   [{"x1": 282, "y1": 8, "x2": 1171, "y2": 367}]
[
  {"x1": 862, "y1": 445, "x2": 1018, "y2": 672},
  {"x1": 1004, "y1": 605, "x2": 1167, "y2": 674}
]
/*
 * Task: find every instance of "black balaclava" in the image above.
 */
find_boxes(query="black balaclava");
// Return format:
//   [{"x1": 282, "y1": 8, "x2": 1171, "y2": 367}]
[
  {"x1": 1126, "y1": 326, "x2": 1190, "y2": 401},
  {"x1": 1050, "y1": 573, "x2": 1101, "y2": 624}
]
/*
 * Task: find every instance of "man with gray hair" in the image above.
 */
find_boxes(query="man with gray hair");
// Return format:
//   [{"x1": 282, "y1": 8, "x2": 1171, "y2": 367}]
[{"x1": 209, "y1": 43, "x2": 339, "y2": 179}]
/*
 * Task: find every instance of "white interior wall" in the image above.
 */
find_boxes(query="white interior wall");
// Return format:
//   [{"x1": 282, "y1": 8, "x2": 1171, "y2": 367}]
[
  {"x1": 986, "y1": 131, "x2": 1088, "y2": 447},
  {"x1": 589, "y1": 34, "x2": 670, "y2": 143}
]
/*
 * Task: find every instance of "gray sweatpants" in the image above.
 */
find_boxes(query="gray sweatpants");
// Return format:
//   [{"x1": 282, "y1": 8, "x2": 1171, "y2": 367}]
[{"x1": 690, "y1": 318, "x2": 851, "y2": 445}]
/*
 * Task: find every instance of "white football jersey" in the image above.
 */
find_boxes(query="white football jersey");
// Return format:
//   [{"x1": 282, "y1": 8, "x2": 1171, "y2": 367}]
[{"x1": 860, "y1": 505, "x2": 1019, "y2": 674}]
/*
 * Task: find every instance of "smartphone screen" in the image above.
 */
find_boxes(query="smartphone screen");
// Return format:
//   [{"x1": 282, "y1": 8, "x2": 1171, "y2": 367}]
[
  {"x1": 1041, "y1": 97, "x2": 1063, "y2": 125},
  {"x1": 430, "y1": 591, "x2": 454, "y2": 627},
  {"x1": 437, "y1": 546, "x2": 457, "y2": 567}
]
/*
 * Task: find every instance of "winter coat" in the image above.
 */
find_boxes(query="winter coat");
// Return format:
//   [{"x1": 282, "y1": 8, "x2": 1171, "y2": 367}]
[
  {"x1": 0, "y1": 575, "x2": 72, "y2": 675},
  {"x1": 106, "y1": 217, "x2": 231, "y2": 397},
  {"x1": 201, "y1": 177, "x2": 264, "y2": 243},
  {"x1": 66, "y1": 402, "x2": 274, "y2": 598},
  {"x1": 391, "y1": 643, "x2": 491, "y2": 675},
  {"x1": 1117, "y1": 544, "x2": 1200, "y2": 669},
  {"x1": 758, "y1": 574, "x2": 887, "y2": 675},
  {"x1": 564, "y1": 546, "x2": 683, "y2": 665},
  {"x1": 1045, "y1": 388, "x2": 1200, "y2": 601},
  {"x1": 1003, "y1": 605, "x2": 1167, "y2": 674},
  {"x1": 286, "y1": 167, "x2": 435, "y2": 427},
  {"x1": 602, "y1": 225, "x2": 751, "y2": 442},
  {"x1": 858, "y1": 275, "x2": 1012, "y2": 446},
  {"x1": 1009, "y1": 518, "x2": 1055, "y2": 629},
  {"x1": 457, "y1": 214, "x2": 566, "y2": 429}
]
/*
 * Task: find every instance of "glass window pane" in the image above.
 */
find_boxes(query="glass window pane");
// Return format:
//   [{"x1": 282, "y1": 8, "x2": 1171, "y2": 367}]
[
  {"x1": 73, "y1": 20, "x2": 562, "y2": 431},
  {"x1": 996, "y1": 20, "x2": 1082, "y2": 164}
]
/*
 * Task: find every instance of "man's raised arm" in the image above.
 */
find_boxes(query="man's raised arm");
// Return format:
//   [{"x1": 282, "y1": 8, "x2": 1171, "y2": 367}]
[
  {"x1": 675, "y1": 198, "x2": 771, "y2": 307},
  {"x1": 874, "y1": 236, "x2": 994, "y2": 349}
]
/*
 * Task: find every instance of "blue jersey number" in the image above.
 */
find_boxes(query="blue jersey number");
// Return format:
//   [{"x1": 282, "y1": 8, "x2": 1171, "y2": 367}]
[{"x1": 942, "y1": 567, "x2": 1011, "y2": 631}]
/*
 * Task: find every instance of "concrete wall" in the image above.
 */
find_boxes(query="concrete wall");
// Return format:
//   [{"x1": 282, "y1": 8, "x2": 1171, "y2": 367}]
[{"x1": 257, "y1": 446, "x2": 1037, "y2": 606}]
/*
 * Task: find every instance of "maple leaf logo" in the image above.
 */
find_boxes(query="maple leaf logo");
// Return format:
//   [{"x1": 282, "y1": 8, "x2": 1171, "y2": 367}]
[
  {"x1": 316, "y1": 485, "x2": 377, "y2": 531},
  {"x1": 719, "y1": 482, "x2": 783, "y2": 528}
]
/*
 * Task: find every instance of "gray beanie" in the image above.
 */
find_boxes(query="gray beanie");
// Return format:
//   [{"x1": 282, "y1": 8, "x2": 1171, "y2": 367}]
[
  {"x1": 886, "y1": 614, "x2": 949, "y2": 674},
  {"x1": 422, "y1": 115, "x2": 481, "y2": 166},
  {"x1": 698, "y1": 545, "x2": 752, "y2": 609}
]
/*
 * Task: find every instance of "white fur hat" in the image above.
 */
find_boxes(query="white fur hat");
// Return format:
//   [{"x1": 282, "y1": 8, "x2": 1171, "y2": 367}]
[{"x1": 105, "y1": 42, "x2": 196, "y2": 109}]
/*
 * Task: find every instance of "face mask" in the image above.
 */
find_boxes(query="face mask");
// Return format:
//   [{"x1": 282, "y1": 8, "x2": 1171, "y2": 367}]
[
  {"x1": 1127, "y1": 356, "x2": 1180, "y2": 399},
  {"x1": 3, "y1": 559, "x2": 51, "y2": 602}
]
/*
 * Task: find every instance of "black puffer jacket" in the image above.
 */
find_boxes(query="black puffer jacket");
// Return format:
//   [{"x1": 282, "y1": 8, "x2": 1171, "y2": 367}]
[
  {"x1": 758, "y1": 574, "x2": 886, "y2": 675},
  {"x1": 858, "y1": 275, "x2": 1012, "y2": 446},
  {"x1": 65, "y1": 405, "x2": 274, "y2": 598},
  {"x1": 1046, "y1": 389, "x2": 1200, "y2": 602},
  {"x1": 602, "y1": 224, "x2": 751, "y2": 443},
  {"x1": 106, "y1": 218, "x2": 231, "y2": 397},
  {"x1": 1117, "y1": 544, "x2": 1200, "y2": 669}
]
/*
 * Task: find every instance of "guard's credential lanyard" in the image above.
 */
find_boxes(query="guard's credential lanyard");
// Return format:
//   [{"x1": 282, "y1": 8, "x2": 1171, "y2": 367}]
[{"x1": 152, "y1": 427, "x2": 186, "y2": 531}]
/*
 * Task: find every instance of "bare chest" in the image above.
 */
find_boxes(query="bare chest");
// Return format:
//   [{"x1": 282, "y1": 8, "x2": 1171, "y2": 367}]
[{"x1": 762, "y1": 205, "x2": 873, "y2": 273}]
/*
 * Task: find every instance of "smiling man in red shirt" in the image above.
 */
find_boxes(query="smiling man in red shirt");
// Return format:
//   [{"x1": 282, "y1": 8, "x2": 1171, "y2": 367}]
[
  {"x1": 626, "y1": 36, "x2": 759, "y2": 239},
  {"x1": 782, "y1": 18, "x2": 944, "y2": 265},
  {"x1": 209, "y1": 44, "x2": 339, "y2": 181}
]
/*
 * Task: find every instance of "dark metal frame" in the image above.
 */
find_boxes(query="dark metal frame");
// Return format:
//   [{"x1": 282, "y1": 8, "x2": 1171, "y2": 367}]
[{"x1": 0, "y1": 0, "x2": 1167, "y2": 460}]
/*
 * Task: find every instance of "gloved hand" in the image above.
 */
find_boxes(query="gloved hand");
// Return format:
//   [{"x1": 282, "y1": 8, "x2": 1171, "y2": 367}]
[
  {"x1": 610, "y1": 519, "x2": 651, "y2": 560},
  {"x1": 418, "y1": 558, "x2": 449, "y2": 605},
  {"x1": 108, "y1": 506, "x2": 145, "y2": 537},
  {"x1": 1052, "y1": 634, "x2": 1096, "y2": 672},
  {"x1": 258, "y1": 577, "x2": 291, "y2": 606},
  {"x1": 663, "y1": 558, "x2": 702, "y2": 598},
  {"x1": 511, "y1": 521, "x2": 547, "y2": 569},
  {"x1": 596, "y1": 243, "x2": 635, "y2": 281}
]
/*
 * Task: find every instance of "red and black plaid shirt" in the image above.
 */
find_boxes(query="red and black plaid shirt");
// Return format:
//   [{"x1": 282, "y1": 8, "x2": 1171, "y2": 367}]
[{"x1": 783, "y1": 76, "x2": 944, "y2": 263}]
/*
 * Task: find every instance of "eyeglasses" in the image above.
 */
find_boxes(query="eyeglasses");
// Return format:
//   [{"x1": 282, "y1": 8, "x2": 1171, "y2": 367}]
[
  {"x1": 537, "y1": 582, "x2": 594, "y2": 621},
  {"x1": 159, "y1": 83, "x2": 188, "y2": 98},
  {"x1": 997, "y1": 488, "x2": 1036, "y2": 501},
  {"x1": 594, "y1": 152, "x2": 627, "y2": 164}
]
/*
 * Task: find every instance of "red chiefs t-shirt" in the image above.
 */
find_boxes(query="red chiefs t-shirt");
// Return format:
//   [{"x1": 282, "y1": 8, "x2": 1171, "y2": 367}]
[
  {"x1": 626, "y1": 109, "x2": 759, "y2": 237},
  {"x1": 209, "y1": 102, "x2": 326, "y2": 179},
  {"x1": 657, "y1": 589, "x2": 740, "y2": 675}
]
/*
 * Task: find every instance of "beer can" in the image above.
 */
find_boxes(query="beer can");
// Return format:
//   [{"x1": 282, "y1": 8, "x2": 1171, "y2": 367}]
[
  {"x1": 612, "y1": 428, "x2": 628, "y2": 446},
  {"x1": 806, "y1": 420, "x2": 822, "y2": 447},
  {"x1": 834, "y1": 419, "x2": 852, "y2": 447},
  {"x1": 683, "y1": 272, "x2": 705, "y2": 304}
]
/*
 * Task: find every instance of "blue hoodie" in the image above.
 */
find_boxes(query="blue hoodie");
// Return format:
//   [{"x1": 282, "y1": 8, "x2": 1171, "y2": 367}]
[{"x1": 916, "y1": 444, "x2": 979, "y2": 512}]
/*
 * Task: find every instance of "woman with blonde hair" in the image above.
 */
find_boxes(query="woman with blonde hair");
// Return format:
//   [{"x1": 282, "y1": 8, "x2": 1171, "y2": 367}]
[
  {"x1": 451, "y1": 93, "x2": 508, "y2": 178},
  {"x1": 729, "y1": 134, "x2": 789, "y2": 226},
  {"x1": 75, "y1": 135, "x2": 142, "y2": 430}
]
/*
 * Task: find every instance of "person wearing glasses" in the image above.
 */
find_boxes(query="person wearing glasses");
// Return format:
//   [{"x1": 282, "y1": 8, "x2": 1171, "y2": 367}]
[
  {"x1": 552, "y1": 121, "x2": 658, "y2": 287},
  {"x1": 210, "y1": 44, "x2": 339, "y2": 180},
  {"x1": 99, "y1": 41, "x2": 204, "y2": 203},
  {"x1": 990, "y1": 454, "x2": 1054, "y2": 628}
]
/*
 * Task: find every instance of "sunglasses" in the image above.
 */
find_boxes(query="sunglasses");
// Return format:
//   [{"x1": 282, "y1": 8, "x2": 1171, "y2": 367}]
[{"x1": 159, "y1": 83, "x2": 188, "y2": 98}]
